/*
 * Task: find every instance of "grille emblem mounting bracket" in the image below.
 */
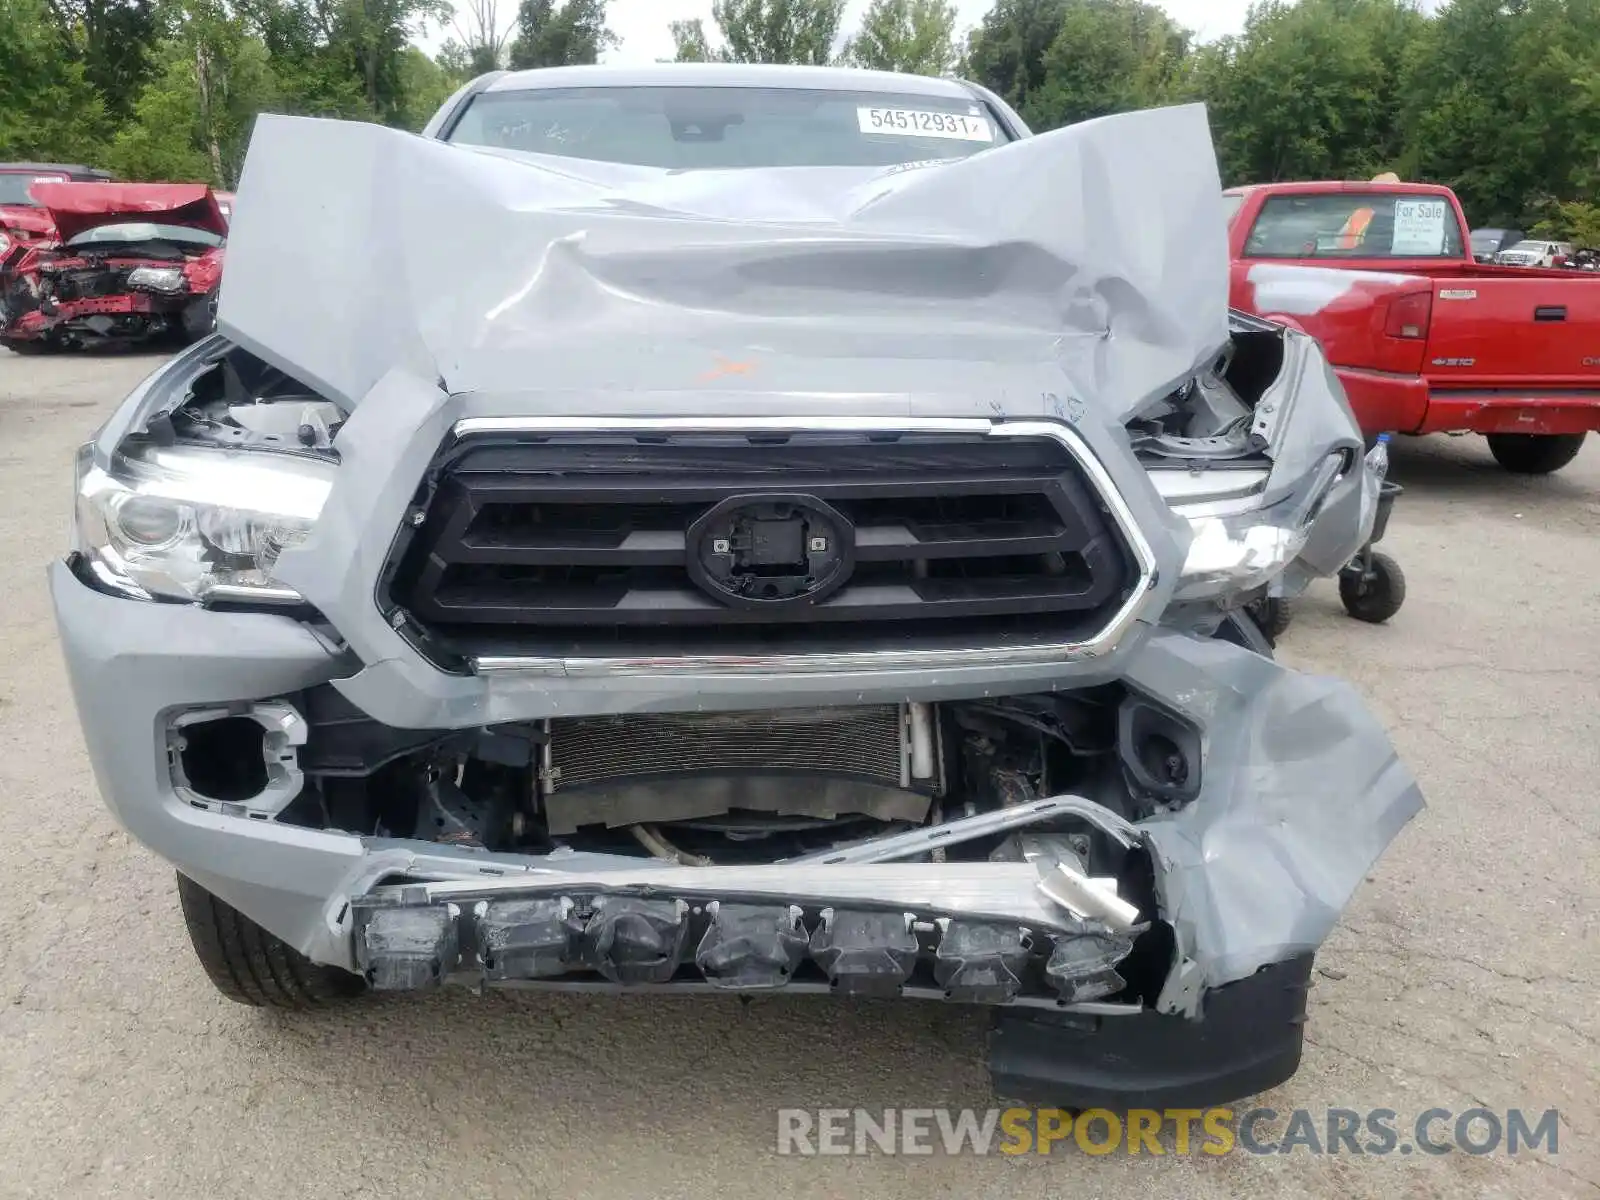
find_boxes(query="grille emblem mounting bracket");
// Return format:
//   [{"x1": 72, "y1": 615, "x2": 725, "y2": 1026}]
[{"x1": 687, "y1": 493, "x2": 855, "y2": 610}]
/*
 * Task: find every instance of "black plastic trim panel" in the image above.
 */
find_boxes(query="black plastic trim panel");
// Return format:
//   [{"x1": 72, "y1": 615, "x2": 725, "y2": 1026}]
[{"x1": 384, "y1": 431, "x2": 1139, "y2": 661}]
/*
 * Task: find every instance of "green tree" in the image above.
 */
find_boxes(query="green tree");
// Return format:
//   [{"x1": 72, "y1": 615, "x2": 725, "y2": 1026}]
[
  {"x1": 962, "y1": 0, "x2": 1074, "y2": 120},
  {"x1": 669, "y1": 16, "x2": 714, "y2": 61},
  {"x1": 42, "y1": 0, "x2": 162, "y2": 119},
  {"x1": 434, "y1": 37, "x2": 475, "y2": 77},
  {"x1": 844, "y1": 0, "x2": 957, "y2": 75},
  {"x1": 1532, "y1": 200, "x2": 1600, "y2": 247},
  {"x1": 451, "y1": 0, "x2": 510, "y2": 72},
  {"x1": 1028, "y1": 0, "x2": 1189, "y2": 128},
  {"x1": 106, "y1": 0, "x2": 280, "y2": 186},
  {"x1": 964, "y1": 0, "x2": 1193, "y2": 130},
  {"x1": 1401, "y1": 0, "x2": 1600, "y2": 226},
  {"x1": 673, "y1": 0, "x2": 846, "y2": 65},
  {"x1": 1192, "y1": 0, "x2": 1425, "y2": 185},
  {"x1": 508, "y1": 0, "x2": 615, "y2": 69},
  {"x1": 0, "y1": 0, "x2": 108, "y2": 161},
  {"x1": 396, "y1": 43, "x2": 457, "y2": 128},
  {"x1": 340, "y1": 0, "x2": 451, "y2": 122}
]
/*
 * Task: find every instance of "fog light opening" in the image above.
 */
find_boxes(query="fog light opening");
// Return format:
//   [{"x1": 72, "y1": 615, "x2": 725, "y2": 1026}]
[
  {"x1": 177, "y1": 717, "x2": 271, "y2": 802},
  {"x1": 168, "y1": 701, "x2": 308, "y2": 818}
]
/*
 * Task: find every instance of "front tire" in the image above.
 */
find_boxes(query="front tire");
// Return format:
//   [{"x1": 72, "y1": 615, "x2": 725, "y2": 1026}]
[
  {"x1": 1245, "y1": 596, "x2": 1294, "y2": 643},
  {"x1": 177, "y1": 291, "x2": 218, "y2": 343},
  {"x1": 1486, "y1": 432, "x2": 1585, "y2": 475},
  {"x1": 176, "y1": 872, "x2": 366, "y2": 1008}
]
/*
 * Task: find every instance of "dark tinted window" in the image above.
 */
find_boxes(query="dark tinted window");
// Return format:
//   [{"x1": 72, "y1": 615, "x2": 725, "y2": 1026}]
[
  {"x1": 448, "y1": 86, "x2": 1009, "y2": 169},
  {"x1": 1243, "y1": 192, "x2": 1465, "y2": 259}
]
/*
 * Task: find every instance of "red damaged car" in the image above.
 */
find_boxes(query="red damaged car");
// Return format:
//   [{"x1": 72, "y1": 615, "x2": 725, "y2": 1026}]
[
  {"x1": 0, "y1": 182, "x2": 226, "y2": 353},
  {"x1": 0, "y1": 162, "x2": 116, "y2": 255}
]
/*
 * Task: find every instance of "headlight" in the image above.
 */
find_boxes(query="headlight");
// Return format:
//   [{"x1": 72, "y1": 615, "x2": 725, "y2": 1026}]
[
  {"x1": 74, "y1": 442, "x2": 332, "y2": 603},
  {"x1": 1152, "y1": 456, "x2": 1347, "y2": 601},
  {"x1": 126, "y1": 266, "x2": 186, "y2": 293},
  {"x1": 1172, "y1": 509, "x2": 1311, "y2": 600}
]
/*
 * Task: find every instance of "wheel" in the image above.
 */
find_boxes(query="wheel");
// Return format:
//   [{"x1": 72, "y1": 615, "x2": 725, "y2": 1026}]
[
  {"x1": 1339, "y1": 551, "x2": 1406, "y2": 624},
  {"x1": 177, "y1": 291, "x2": 218, "y2": 343},
  {"x1": 176, "y1": 872, "x2": 366, "y2": 1008},
  {"x1": 1486, "y1": 432, "x2": 1585, "y2": 475},
  {"x1": 1245, "y1": 596, "x2": 1295, "y2": 641},
  {"x1": 0, "y1": 336, "x2": 52, "y2": 355}
]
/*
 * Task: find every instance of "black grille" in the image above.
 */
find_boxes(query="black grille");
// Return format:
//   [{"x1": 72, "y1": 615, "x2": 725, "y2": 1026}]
[{"x1": 385, "y1": 432, "x2": 1137, "y2": 660}]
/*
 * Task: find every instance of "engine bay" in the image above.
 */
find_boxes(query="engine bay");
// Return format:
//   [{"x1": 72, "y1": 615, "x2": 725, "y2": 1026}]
[
  {"x1": 170, "y1": 686, "x2": 1201, "y2": 874},
  {"x1": 164, "y1": 684, "x2": 1210, "y2": 1004}
]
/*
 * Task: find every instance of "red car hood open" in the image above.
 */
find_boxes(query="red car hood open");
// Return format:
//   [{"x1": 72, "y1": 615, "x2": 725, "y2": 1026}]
[
  {"x1": 0, "y1": 204, "x2": 57, "y2": 238},
  {"x1": 27, "y1": 182, "x2": 229, "y2": 243}
]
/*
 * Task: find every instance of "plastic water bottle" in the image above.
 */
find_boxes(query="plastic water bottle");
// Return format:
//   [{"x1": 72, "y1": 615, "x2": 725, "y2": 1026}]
[{"x1": 1365, "y1": 432, "x2": 1391, "y2": 482}]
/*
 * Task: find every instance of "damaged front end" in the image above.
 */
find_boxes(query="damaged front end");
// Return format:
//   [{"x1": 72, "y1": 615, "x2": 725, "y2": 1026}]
[
  {"x1": 1, "y1": 183, "x2": 224, "y2": 351},
  {"x1": 51, "y1": 101, "x2": 1421, "y2": 1109}
]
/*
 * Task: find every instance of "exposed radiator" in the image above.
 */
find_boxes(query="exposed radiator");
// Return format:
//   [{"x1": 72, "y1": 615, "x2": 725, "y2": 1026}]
[{"x1": 539, "y1": 705, "x2": 940, "y2": 835}]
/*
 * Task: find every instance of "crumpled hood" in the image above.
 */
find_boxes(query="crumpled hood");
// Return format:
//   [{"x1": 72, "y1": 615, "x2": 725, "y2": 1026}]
[
  {"x1": 219, "y1": 106, "x2": 1232, "y2": 418},
  {"x1": 0, "y1": 204, "x2": 57, "y2": 239},
  {"x1": 28, "y1": 182, "x2": 229, "y2": 244}
]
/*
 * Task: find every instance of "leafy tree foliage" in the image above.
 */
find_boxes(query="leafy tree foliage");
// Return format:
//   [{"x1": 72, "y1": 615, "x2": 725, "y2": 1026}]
[
  {"x1": 966, "y1": 0, "x2": 1600, "y2": 238},
  {"x1": 844, "y1": 0, "x2": 958, "y2": 75},
  {"x1": 1, "y1": 0, "x2": 109, "y2": 161},
  {"x1": 1189, "y1": 0, "x2": 1426, "y2": 185},
  {"x1": 508, "y1": 0, "x2": 615, "y2": 69},
  {"x1": 1027, "y1": 0, "x2": 1190, "y2": 128},
  {"x1": 672, "y1": 0, "x2": 846, "y2": 65},
  {"x1": 2, "y1": 0, "x2": 1597, "y2": 243},
  {"x1": 668, "y1": 16, "x2": 714, "y2": 61}
]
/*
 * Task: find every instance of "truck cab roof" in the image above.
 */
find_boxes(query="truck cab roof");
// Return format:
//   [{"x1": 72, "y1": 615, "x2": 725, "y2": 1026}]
[
  {"x1": 1223, "y1": 180, "x2": 1457, "y2": 198},
  {"x1": 482, "y1": 62, "x2": 985, "y2": 99}
]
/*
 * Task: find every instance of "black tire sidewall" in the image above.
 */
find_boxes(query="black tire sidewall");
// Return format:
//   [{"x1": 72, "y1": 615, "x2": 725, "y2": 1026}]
[{"x1": 1487, "y1": 432, "x2": 1586, "y2": 475}]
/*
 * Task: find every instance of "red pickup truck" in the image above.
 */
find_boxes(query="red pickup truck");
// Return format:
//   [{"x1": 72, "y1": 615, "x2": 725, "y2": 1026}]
[{"x1": 1227, "y1": 180, "x2": 1600, "y2": 474}]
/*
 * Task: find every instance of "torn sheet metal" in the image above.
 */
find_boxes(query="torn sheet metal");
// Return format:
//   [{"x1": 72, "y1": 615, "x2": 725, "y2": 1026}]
[
  {"x1": 27, "y1": 181, "x2": 229, "y2": 241},
  {"x1": 219, "y1": 105, "x2": 1229, "y2": 421},
  {"x1": 1120, "y1": 630, "x2": 1424, "y2": 997}
]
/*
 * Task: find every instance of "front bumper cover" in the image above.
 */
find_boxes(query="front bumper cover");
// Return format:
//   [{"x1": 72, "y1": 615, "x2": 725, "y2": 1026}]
[{"x1": 49, "y1": 556, "x2": 1423, "y2": 1016}]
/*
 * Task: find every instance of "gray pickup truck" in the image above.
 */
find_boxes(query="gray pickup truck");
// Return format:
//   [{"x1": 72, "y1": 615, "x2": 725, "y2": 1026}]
[{"x1": 51, "y1": 64, "x2": 1421, "y2": 1109}]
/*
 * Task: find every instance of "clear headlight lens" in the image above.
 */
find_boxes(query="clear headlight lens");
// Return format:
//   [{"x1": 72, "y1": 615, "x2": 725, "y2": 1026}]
[
  {"x1": 1172, "y1": 510, "x2": 1311, "y2": 600},
  {"x1": 1151, "y1": 462, "x2": 1328, "y2": 601},
  {"x1": 74, "y1": 442, "x2": 333, "y2": 603},
  {"x1": 126, "y1": 266, "x2": 186, "y2": 293}
]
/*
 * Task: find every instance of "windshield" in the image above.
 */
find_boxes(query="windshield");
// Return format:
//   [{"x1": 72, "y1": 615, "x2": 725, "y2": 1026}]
[
  {"x1": 0, "y1": 173, "x2": 65, "y2": 205},
  {"x1": 447, "y1": 85, "x2": 1008, "y2": 169},
  {"x1": 65, "y1": 222, "x2": 224, "y2": 249},
  {"x1": 1243, "y1": 192, "x2": 1465, "y2": 259}
]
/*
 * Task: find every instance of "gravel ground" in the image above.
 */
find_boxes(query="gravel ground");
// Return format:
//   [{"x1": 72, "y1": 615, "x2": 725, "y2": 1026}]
[{"x1": 1, "y1": 349, "x2": 1596, "y2": 1199}]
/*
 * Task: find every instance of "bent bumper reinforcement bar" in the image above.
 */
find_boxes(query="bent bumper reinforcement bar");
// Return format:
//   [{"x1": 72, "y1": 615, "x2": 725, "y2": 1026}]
[
  {"x1": 351, "y1": 875, "x2": 1141, "y2": 1010},
  {"x1": 344, "y1": 792, "x2": 1154, "y2": 1005}
]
